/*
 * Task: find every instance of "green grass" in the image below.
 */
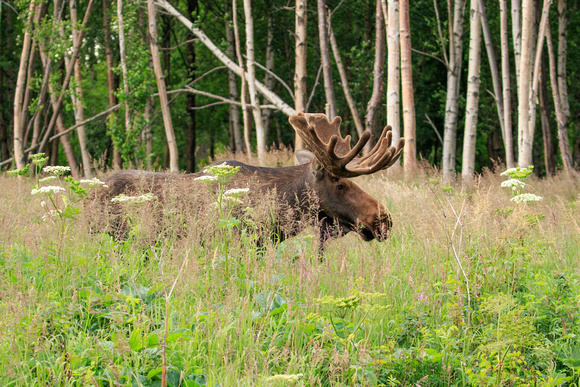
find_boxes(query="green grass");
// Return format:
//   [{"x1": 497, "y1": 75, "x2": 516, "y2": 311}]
[{"x1": 0, "y1": 163, "x2": 579, "y2": 386}]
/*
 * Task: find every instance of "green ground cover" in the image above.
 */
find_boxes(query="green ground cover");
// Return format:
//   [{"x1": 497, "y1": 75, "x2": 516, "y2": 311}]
[{"x1": 1, "y1": 156, "x2": 579, "y2": 386}]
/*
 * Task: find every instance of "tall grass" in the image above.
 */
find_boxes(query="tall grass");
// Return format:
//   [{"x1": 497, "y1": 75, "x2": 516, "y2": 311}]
[{"x1": 0, "y1": 155, "x2": 579, "y2": 386}]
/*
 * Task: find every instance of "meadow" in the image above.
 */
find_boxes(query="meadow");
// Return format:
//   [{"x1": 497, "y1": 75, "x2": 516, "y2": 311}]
[{"x1": 0, "y1": 152, "x2": 579, "y2": 386}]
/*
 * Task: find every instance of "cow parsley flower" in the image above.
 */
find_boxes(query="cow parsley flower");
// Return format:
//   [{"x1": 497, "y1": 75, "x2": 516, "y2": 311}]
[
  {"x1": 43, "y1": 166, "x2": 71, "y2": 176},
  {"x1": 223, "y1": 188, "x2": 249, "y2": 197},
  {"x1": 500, "y1": 179, "x2": 526, "y2": 191},
  {"x1": 511, "y1": 193, "x2": 542, "y2": 204},
  {"x1": 500, "y1": 166, "x2": 533, "y2": 179},
  {"x1": 40, "y1": 176, "x2": 57, "y2": 183},
  {"x1": 31, "y1": 186, "x2": 65, "y2": 195},
  {"x1": 111, "y1": 193, "x2": 157, "y2": 204},
  {"x1": 264, "y1": 374, "x2": 304, "y2": 383},
  {"x1": 80, "y1": 178, "x2": 108, "y2": 188},
  {"x1": 194, "y1": 175, "x2": 218, "y2": 182}
]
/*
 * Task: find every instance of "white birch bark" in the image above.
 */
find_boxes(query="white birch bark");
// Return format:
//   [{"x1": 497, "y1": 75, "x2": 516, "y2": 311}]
[
  {"x1": 462, "y1": 0, "x2": 482, "y2": 186},
  {"x1": 500, "y1": 0, "x2": 515, "y2": 168},
  {"x1": 118, "y1": 0, "x2": 132, "y2": 136},
  {"x1": 233, "y1": 0, "x2": 252, "y2": 159},
  {"x1": 512, "y1": 0, "x2": 522, "y2": 93},
  {"x1": 148, "y1": 0, "x2": 179, "y2": 172},
  {"x1": 387, "y1": 0, "x2": 401, "y2": 146},
  {"x1": 516, "y1": 0, "x2": 534, "y2": 167},
  {"x1": 243, "y1": 0, "x2": 266, "y2": 163},
  {"x1": 365, "y1": 0, "x2": 385, "y2": 140},
  {"x1": 442, "y1": 0, "x2": 467, "y2": 184},
  {"x1": 557, "y1": 0, "x2": 570, "y2": 133},
  {"x1": 225, "y1": 7, "x2": 244, "y2": 154},
  {"x1": 318, "y1": 0, "x2": 337, "y2": 119},
  {"x1": 295, "y1": 0, "x2": 308, "y2": 150},
  {"x1": 400, "y1": 0, "x2": 416, "y2": 172},
  {"x1": 261, "y1": 13, "x2": 276, "y2": 147}
]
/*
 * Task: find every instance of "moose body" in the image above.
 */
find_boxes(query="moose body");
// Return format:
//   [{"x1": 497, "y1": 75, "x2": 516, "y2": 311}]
[{"x1": 102, "y1": 113, "x2": 404, "y2": 248}]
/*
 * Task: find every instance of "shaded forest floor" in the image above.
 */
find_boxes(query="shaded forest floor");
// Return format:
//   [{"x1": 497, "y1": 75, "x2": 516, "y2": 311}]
[{"x1": 1, "y1": 155, "x2": 579, "y2": 386}]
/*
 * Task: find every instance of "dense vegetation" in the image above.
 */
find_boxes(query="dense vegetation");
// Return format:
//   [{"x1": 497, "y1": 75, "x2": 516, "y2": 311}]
[{"x1": 1, "y1": 151, "x2": 578, "y2": 385}]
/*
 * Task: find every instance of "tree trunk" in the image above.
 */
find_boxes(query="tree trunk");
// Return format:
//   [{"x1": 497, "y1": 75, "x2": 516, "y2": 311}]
[
  {"x1": 500, "y1": 0, "x2": 515, "y2": 168},
  {"x1": 557, "y1": 0, "x2": 574, "y2": 167},
  {"x1": 512, "y1": 0, "x2": 522, "y2": 93},
  {"x1": 328, "y1": 21, "x2": 365, "y2": 141},
  {"x1": 118, "y1": 0, "x2": 132, "y2": 141},
  {"x1": 462, "y1": 0, "x2": 482, "y2": 186},
  {"x1": 318, "y1": 0, "x2": 337, "y2": 119},
  {"x1": 545, "y1": 23, "x2": 578, "y2": 179},
  {"x1": 295, "y1": 0, "x2": 308, "y2": 150},
  {"x1": 243, "y1": 0, "x2": 266, "y2": 163},
  {"x1": 442, "y1": 0, "x2": 467, "y2": 184},
  {"x1": 225, "y1": 2, "x2": 243, "y2": 154},
  {"x1": 261, "y1": 11, "x2": 276, "y2": 147},
  {"x1": 103, "y1": 0, "x2": 121, "y2": 168},
  {"x1": 400, "y1": 0, "x2": 416, "y2": 172},
  {"x1": 185, "y1": 0, "x2": 198, "y2": 172},
  {"x1": 70, "y1": 0, "x2": 92, "y2": 178},
  {"x1": 13, "y1": 1, "x2": 37, "y2": 170},
  {"x1": 539, "y1": 54, "x2": 555, "y2": 176},
  {"x1": 233, "y1": 0, "x2": 253, "y2": 159},
  {"x1": 516, "y1": 0, "x2": 534, "y2": 168},
  {"x1": 148, "y1": 0, "x2": 179, "y2": 172},
  {"x1": 365, "y1": 0, "x2": 385, "y2": 140},
  {"x1": 387, "y1": 0, "x2": 401, "y2": 147}
]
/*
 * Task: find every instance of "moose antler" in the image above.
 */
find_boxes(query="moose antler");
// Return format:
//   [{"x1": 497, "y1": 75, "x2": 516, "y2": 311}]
[{"x1": 289, "y1": 112, "x2": 405, "y2": 178}]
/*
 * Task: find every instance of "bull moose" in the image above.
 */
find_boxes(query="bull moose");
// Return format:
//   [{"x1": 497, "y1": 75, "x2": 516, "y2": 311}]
[{"x1": 102, "y1": 112, "x2": 405, "y2": 249}]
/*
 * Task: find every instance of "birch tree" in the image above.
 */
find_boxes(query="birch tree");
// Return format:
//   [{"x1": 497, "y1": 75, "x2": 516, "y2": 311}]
[
  {"x1": 387, "y1": 0, "x2": 401, "y2": 146},
  {"x1": 462, "y1": 0, "x2": 482, "y2": 186},
  {"x1": 148, "y1": 0, "x2": 179, "y2": 172},
  {"x1": 500, "y1": 0, "x2": 515, "y2": 168},
  {"x1": 225, "y1": 3, "x2": 244, "y2": 154},
  {"x1": 365, "y1": 0, "x2": 385, "y2": 139},
  {"x1": 442, "y1": 0, "x2": 467, "y2": 183},
  {"x1": 243, "y1": 0, "x2": 267, "y2": 162},
  {"x1": 318, "y1": 0, "x2": 337, "y2": 119},
  {"x1": 295, "y1": 0, "x2": 308, "y2": 150},
  {"x1": 400, "y1": 0, "x2": 416, "y2": 171}
]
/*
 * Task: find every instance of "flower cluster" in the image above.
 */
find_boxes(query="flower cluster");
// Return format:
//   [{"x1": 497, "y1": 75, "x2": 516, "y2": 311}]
[
  {"x1": 500, "y1": 167, "x2": 534, "y2": 179},
  {"x1": 111, "y1": 193, "x2": 157, "y2": 204},
  {"x1": 43, "y1": 166, "x2": 71, "y2": 176},
  {"x1": 79, "y1": 178, "x2": 108, "y2": 188},
  {"x1": 511, "y1": 193, "x2": 542, "y2": 204},
  {"x1": 31, "y1": 186, "x2": 65, "y2": 196},
  {"x1": 500, "y1": 179, "x2": 526, "y2": 191}
]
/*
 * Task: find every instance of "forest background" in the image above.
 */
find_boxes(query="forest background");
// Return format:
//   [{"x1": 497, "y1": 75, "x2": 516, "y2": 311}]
[{"x1": 1, "y1": 0, "x2": 579, "y2": 181}]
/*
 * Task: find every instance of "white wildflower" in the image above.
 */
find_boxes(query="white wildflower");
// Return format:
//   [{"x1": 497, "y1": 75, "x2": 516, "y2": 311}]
[
  {"x1": 223, "y1": 188, "x2": 249, "y2": 197},
  {"x1": 43, "y1": 166, "x2": 71, "y2": 175},
  {"x1": 511, "y1": 193, "x2": 542, "y2": 204},
  {"x1": 111, "y1": 192, "x2": 157, "y2": 204},
  {"x1": 500, "y1": 168, "x2": 518, "y2": 177},
  {"x1": 194, "y1": 175, "x2": 218, "y2": 182},
  {"x1": 500, "y1": 179, "x2": 526, "y2": 191},
  {"x1": 80, "y1": 177, "x2": 108, "y2": 188},
  {"x1": 264, "y1": 374, "x2": 304, "y2": 383},
  {"x1": 31, "y1": 186, "x2": 65, "y2": 195},
  {"x1": 40, "y1": 176, "x2": 57, "y2": 183}
]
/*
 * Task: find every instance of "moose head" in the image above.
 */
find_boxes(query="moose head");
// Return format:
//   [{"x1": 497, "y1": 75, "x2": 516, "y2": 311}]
[{"x1": 288, "y1": 112, "x2": 405, "y2": 243}]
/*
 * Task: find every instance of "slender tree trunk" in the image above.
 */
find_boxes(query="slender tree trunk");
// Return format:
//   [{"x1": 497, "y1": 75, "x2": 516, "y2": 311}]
[
  {"x1": 365, "y1": 0, "x2": 385, "y2": 141},
  {"x1": 295, "y1": 0, "x2": 308, "y2": 150},
  {"x1": 148, "y1": 0, "x2": 179, "y2": 172},
  {"x1": 512, "y1": 0, "x2": 522, "y2": 93},
  {"x1": 225, "y1": 3, "x2": 244, "y2": 154},
  {"x1": 517, "y1": 0, "x2": 534, "y2": 167},
  {"x1": 13, "y1": 1, "x2": 37, "y2": 170},
  {"x1": 262, "y1": 11, "x2": 276, "y2": 147},
  {"x1": 185, "y1": 0, "x2": 198, "y2": 172},
  {"x1": 328, "y1": 22, "x2": 365, "y2": 140},
  {"x1": 546, "y1": 23, "x2": 578, "y2": 178},
  {"x1": 539, "y1": 54, "x2": 555, "y2": 176},
  {"x1": 243, "y1": 0, "x2": 266, "y2": 163},
  {"x1": 70, "y1": 0, "x2": 92, "y2": 178},
  {"x1": 462, "y1": 0, "x2": 482, "y2": 186},
  {"x1": 400, "y1": 0, "x2": 416, "y2": 172},
  {"x1": 318, "y1": 0, "x2": 337, "y2": 119},
  {"x1": 557, "y1": 0, "x2": 575, "y2": 167},
  {"x1": 442, "y1": 0, "x2": 467, "y2": 183},
  {"x1": 103, "y1": 0, "x2": 121, "y2": 168},
  {"x1": 500, "y1": 0, "x2": 515, "y2": 168},
  {"x1": 118, "y1": 0, "x2": 132, "y2": 139},
  {"x1": 387, "y1": 0, "x2": 401, "y2": 147},
  {"x1": 233, "y1": 0, "x2": 253, "y2": 159}
]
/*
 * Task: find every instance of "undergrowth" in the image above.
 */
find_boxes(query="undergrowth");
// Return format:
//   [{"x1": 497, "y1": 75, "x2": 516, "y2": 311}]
[{"x1": 0, "y1": 157, "x2": 579, "y2": 386}]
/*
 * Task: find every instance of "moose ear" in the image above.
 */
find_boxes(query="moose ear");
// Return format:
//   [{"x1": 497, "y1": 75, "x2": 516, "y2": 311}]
[{"x1": 296, "y1": 149, "x2": 325, "y2": 180}]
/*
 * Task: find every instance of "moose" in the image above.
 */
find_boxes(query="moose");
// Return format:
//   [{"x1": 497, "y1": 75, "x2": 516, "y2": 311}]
[{"x1": 102, "y1": 112, "x2": 405, "y2": 249}]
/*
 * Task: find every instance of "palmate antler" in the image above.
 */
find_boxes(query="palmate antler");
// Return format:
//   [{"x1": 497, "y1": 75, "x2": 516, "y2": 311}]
[{"x1": 289, "y1": 112, "x2": 405, "y2": 178}]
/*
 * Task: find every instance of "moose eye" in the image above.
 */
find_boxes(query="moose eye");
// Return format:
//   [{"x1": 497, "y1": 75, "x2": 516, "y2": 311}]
[{"x1": 336, "y1": 184, "x2": 344, "y2": 191}]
